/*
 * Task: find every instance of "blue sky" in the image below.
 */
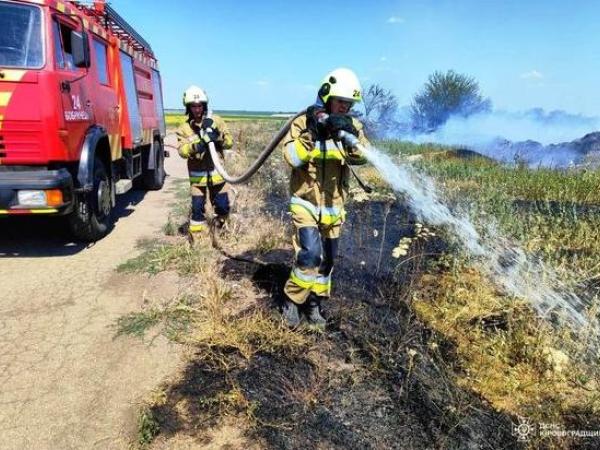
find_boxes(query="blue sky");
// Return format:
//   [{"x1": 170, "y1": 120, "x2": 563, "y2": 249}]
[{"x1": 110, "y1": 0, "x2": 599, "y2": 115}]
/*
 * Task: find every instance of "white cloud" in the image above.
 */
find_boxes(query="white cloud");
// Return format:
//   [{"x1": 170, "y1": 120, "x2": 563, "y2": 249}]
[
  {"x1": 380, "y1": 56, "x2": 387, "y2": 62},
  {"x1": 255, "y1": 80, "x2": 269, "y2": 87},
  {"x1": 387, "y1": 16, "x2": 405, "y2": 24},
  {"x1": 520, "y1": 70, "x2": 544, "y2": 80}
]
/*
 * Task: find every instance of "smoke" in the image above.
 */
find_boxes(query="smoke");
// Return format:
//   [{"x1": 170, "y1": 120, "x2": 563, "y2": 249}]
[
  {"x1": 402, "y1": 109, "x2": 600, "y2": 168},
  {"x1": 412, "y1": 109, "x2": 599, "y2": 145}
]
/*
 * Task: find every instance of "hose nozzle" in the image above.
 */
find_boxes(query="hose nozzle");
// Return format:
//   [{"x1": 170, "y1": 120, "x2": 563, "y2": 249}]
[
  {"x1": 316, "y1": 113, "x2": 361, "y2": 149},
  {"x1": 337, "y1": 130, "x2": 360, "y2": 149}
]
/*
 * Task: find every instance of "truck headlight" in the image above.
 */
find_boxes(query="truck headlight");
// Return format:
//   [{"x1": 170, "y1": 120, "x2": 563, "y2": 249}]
[{"x1": 17, "y1": 190, "x2": 47, "y2": 207}]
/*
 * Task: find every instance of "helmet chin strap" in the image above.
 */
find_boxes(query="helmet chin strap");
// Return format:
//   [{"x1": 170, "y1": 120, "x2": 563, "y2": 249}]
[{"x1": 314, "y1": 98, "x2": 335, "y2": 114}]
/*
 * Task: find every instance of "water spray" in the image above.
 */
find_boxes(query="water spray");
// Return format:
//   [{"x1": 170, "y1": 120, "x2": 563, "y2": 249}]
[
  {"x1": 361, "y1": 145, "x2": 598, "y2": 345},
  {"x1": 205, "y1": 107, "x2": 598, "y2": 347}
]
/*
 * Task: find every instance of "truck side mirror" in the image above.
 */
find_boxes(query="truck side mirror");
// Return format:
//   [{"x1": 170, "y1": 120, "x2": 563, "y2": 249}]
[{"x1": 71, "y1": 31, "x2": 90, "y2": 68}]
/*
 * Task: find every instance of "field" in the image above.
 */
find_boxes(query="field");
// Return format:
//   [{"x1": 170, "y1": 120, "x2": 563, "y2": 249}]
[
  {"x1": 165, "y1": 111, "x2": 291, "y2": 128},
  {"x1": 119, "y1": 118, "x2": 600, "y2": 449}
]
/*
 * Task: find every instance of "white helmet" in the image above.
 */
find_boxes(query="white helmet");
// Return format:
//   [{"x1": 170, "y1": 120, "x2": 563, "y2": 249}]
[
  {"x1": 317, "y1": 68, "x2": 362, "y2": 105},
  {"x1": 183, "y1": 85, "x2": 208, "y2": 106}
]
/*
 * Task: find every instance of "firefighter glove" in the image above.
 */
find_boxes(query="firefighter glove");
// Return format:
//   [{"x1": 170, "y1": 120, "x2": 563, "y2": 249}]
[
  {"x1": 326, "y1": 114, "x2": 358, "y2": 138},
  {"x1": 201, "y1": 128, "x2": 220, "y2": 144},
  {"x1": 191, "y1": 142, "x2": 206, "y2": 158}
]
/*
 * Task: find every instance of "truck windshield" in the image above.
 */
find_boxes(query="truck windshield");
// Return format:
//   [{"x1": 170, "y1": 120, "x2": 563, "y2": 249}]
[{"x1": 0, "y1": 2, "x2": 44, "y2": 68}]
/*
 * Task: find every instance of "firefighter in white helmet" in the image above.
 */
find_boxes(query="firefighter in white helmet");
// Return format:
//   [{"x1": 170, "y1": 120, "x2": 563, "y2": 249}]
[
  {"x1": 281, "y1": 68, "x2": 371, "y2": 328},
  {"x1": 176, "y1": 86, "x2": 233, "y2": 238}
]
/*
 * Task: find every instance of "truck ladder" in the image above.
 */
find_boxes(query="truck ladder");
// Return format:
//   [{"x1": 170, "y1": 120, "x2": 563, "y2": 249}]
[{"x1": 69, "y1": 1, "x2": 155, "y2": 58}]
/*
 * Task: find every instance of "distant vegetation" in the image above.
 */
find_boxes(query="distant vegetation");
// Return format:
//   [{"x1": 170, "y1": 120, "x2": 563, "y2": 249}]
[
  {"x1": 355, "y1": 84, "x2": 399, "y2": 139},
  {"x1": 354, "y1": 72, "x2": 492, "y2": 138},
  {"x1": 410, "y1": 70, "x2": 492, "y2": 132}
]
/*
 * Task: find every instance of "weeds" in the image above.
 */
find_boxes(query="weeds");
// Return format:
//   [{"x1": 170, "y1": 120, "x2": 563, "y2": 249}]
[
  {"x1": 115, "y1": 310, "x2": 162, "y2": 338},
  {"x1": 114, "y1": 296, "x2": 198, "y2": 342},
  {"x1": 161, "y1": 214, "x2": 178, "y2": 236},
  {"x1": 137, "y1": 405, "x2": 160, "y2": 447},
  {"x1": 117, "y1": 239, "x2": 212, "y2": 276}
]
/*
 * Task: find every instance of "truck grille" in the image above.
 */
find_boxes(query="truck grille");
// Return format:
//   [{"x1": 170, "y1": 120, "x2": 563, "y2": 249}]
[{"x1": 0, "y1": 121, "x2": 42, "y2": 162}]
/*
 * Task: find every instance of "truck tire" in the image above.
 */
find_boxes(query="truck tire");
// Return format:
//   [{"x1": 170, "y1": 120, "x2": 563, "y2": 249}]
[
  {"x1": 142, "y1": 139, "x2": 166, "y2": 190},
  {"x1": 68, "y1": 156, "x2": 113, "y2": 241}
]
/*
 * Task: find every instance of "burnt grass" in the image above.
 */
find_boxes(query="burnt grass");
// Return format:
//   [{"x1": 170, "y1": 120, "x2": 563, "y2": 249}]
[{"x1": 144, "y1": 199, "x2": 524, "y2": 449}]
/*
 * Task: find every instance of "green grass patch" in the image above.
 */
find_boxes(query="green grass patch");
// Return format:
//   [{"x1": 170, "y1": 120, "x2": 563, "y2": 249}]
[
  {"x1": 114, "y1": 310, "x2": 162, "y2": 338},
  {"x1": 114, "y1": 296, "x2": 198, "y2": 342},
  {"x1": 377, "y1": 139, "x2": 449, "y2": 156},
  {"x1": 137, "y1": 405, "x2": 160, "y2": 447},
  {"x1": 117, "y1": 239, "x2": 212, "y2": 276},
  {"x1": 164, "y1": 113, "x2": 186, "y2": 128}
]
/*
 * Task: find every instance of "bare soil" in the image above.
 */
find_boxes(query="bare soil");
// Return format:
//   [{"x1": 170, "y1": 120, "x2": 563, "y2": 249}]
[{"x1": 0, "y1": 137, "x2": 188, "y2": 450}]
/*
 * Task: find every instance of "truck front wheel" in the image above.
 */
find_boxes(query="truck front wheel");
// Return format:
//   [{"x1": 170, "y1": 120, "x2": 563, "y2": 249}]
[{"x1": 68, "y1": 156, "x2": 114, "y2": 241}]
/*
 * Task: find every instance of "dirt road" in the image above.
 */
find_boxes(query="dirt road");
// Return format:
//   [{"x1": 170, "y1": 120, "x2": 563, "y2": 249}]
[{"x1": 0, "y1": 136, "x2": 188, "y2": 449}]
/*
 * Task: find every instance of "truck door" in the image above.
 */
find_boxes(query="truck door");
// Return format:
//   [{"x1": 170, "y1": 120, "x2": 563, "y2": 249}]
[
  {"x1": 151, "y1": 69, "x2": 166, "y2": 137},
  {"x1": 90, "y1": 38, "x2": 119, "y2": 159},
  {"x1": 52, "y1": 18, "x2": 92, "y2": 157},
  {"x1": 119, "y1": 51, "x2": 142, "y2": 147}
]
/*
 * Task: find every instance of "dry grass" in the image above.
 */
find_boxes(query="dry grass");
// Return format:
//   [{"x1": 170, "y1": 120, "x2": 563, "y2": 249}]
[
  {"x1": 187, "y1": 266, "x2": 309, "y2": 362},
  {"x1": 413, "y1": 261, "x2": 600, "y2": 448}
]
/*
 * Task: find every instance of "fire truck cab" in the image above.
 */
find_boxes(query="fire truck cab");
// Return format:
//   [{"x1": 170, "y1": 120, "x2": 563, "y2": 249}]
[{"x1": 0, "y1": 0, "x2": 167, "y2": 241}]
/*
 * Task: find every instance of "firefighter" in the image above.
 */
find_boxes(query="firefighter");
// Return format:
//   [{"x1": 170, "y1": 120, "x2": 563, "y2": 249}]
[
  {"x1": 176, "y1": 86, "x2": 234, "y2": 239},
  {"x1": 281, "y1": 68, "x2": 370, "y2": 328}
]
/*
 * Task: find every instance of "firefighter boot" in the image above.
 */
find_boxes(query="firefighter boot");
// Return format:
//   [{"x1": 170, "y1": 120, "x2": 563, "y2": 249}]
[
  {"x1": 213, "y1": 214, "x2": 228, "y2": 230},
  {"x1": 282, "y1": 298, "x2": 301, "y2": 329},
  {"x1": 188, "y1": 220, "x2": 207, "y2": 245},
  {"x1": 306, "y1": 295, "x2": 326, "y2": 329}
]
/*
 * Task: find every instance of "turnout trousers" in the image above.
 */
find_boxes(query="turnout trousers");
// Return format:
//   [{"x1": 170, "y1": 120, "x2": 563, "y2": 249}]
[
  {"x1": 189, "y1": 182, "x2": 230, "y2": 233},
  {"x1": 284, "y1": 206, "x2": 341, "y2": 305}
]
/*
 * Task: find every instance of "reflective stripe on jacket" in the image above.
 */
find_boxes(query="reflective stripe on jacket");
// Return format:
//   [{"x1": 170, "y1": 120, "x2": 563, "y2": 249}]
[{"x1": 282, "y1": 113, "x2": 369, "y2": 223}]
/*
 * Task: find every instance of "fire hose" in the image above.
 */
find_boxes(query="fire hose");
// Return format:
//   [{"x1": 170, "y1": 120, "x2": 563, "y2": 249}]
[
  {"x1": 167, "y1": 109, "x2": 375, "y2": 262},
  {"x1": 205, "y1": 110, "x2": 304, "y2": 184},
  {"x1": 205, "y1": 111, "x2": 373, "y2": 192}
]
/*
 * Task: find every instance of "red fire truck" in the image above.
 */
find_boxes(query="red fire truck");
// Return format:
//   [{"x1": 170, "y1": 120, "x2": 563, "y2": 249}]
[{"x1": 0, "y1": 0, "x2": 167, "y2": 241}]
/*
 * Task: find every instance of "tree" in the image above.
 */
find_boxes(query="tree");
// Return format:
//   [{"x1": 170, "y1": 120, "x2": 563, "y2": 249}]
[
  {"x1": 356, "y1": 84, "x2": 399, "y2": 138},
  {"x1": 410, "y1": 70, "x2": 491, "y2": 132}
]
